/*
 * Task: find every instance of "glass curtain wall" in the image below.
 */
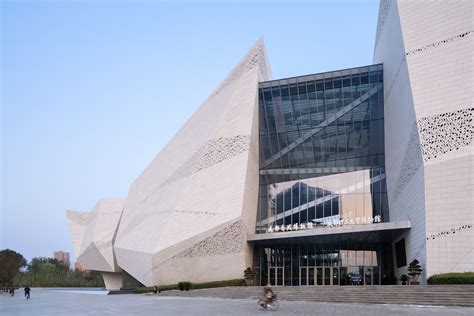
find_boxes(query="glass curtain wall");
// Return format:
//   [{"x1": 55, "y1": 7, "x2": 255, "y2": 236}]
[
  {"x1": 252, "y1": 240, "x2": 394, "y2": 286},
  {"x1": 253, "y1": 65, "x2": 392, "y2": 285},
  {"x1": 256, "y1": 64, "x2": 387, "y2": 233}
]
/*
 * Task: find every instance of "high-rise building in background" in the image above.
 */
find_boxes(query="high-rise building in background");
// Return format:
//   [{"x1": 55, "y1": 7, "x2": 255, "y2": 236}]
[
  {"x1": 67, "y1": 0, "x2": 473, "y2": 290},
  {"x1": 53, "y1": 251, "x2": 70, "y2": 267}
]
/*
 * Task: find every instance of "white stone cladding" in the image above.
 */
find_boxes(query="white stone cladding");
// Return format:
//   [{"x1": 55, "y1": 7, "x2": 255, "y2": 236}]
[
  {"x1": 101, "y1": 272, "x2": 124, "y2": 291},
  {"x1": 374, "y1": 0, "x2": 473, "y2": 281},
  {"x1": 67, "y1": 198, "x2": 125, "y2": 274},
  {"x1": 66, "y1": 210, "x2": 90, "y2": 258},
  {"x1": 113, "y1": 39, "x2": 272, "y2": 286}
]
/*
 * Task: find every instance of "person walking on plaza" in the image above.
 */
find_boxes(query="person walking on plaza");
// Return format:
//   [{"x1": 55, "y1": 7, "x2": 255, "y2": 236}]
[
  {"x1": 9, "y1": 287, "x2": 15, "y2": 297},
  {"x1": 24, "y1": 286, "x2": 31, "y2": 300}
]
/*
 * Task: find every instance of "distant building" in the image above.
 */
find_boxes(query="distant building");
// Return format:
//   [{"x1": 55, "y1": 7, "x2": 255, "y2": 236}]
[
  {"x1": 53, "y1": 251, "x2": 70, "y2": 267},
  {"x1": 74, "y1": 260, "x2": 90, "y2": 275},
  {"x1": 74, "y1": 260, "x2": 83, "y2": 271}
]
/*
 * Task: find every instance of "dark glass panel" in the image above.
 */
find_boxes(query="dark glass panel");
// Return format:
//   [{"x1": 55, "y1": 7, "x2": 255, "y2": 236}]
[
  {"x1": 298, "y1": 82, "x2": 307, "y2": 94},
  {"x1": 351, "y1": 74, "x2": 360, "y2": 85},
  {"x1": 259, "y1": 90, "x2": 268, "y2": 135},
  {"x1": 324, "y1": 78, "x2": 333, "y2": 90},
  {"x1": 316, "y1": 204, "x2": 323, "y2": 218},
  {"x1": 281, "y1": 86, "x2": 290, "y2": 98},
  {"x1": 360, "y1": 73, "x2": 369, "y2": 84},
  {"x1": 261, "y1": 135, "x2": 273, "y2": 161},
  {"x1": 316, "y1": 80, "x2": 324, "y2": 91},
  {"x1": 395, "y1": 239, "x2": 407, "y2": 268},
  {"x1": 263, "y1": 88, "x2": 272, "y2": 100},
  {"x1": 308, "y1": 99, "x2": 318, "y2": 119},
  {"x1": 369, "y1": 71, "x2": 378, "y2": 83},
  {"x1": 342, "y1": 76, "x2": 351, "y2": 87},
  {"x1": 272, "y1": 87, "x2": 281, "y2": 97},
  {"x1": 289, "y1": 84, "x2": 298, "y2": 97}
]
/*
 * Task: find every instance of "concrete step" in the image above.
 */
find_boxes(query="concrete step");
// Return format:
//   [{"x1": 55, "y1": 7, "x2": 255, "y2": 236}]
[{"x1": 154, "y1": 285, "x2": 474, "y2": 307}]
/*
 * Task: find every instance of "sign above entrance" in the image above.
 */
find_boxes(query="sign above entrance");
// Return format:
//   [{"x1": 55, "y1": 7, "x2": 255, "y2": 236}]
[{"x1": 266, "y1": 215, "x2": 382, "y2": 233}]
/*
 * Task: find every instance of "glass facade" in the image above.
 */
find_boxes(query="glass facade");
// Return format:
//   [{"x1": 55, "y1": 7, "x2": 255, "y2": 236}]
[
  {"x1": 252, "y1": 239, "x2": 394, "y2": 286},
  {"x1": 253, "y1": 64, "x2": 394, "y2": 285}
]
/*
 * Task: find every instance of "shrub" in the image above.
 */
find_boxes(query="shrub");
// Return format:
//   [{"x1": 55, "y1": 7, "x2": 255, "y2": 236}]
[
  {"x1": 133, "y1": 286, "x2": 155, "y2": 294},
  {"x1": 244, "y1": 268, "x2": 255, "y2": 280},
  {"x1": 399, "y1": 274, "x2": 409, "y2": 285},
  {"x1": 243, "y1": 268, "x2": 255, "y2": 285},
  {"x1": 133, "y1": 279, "x2": 245, "y2": 294},
  {"x1": 133, "y1": 284, "x2": 179, "y2": 294},
  {"x1": 156, "y1": 284, "x2": 179, "y2": 291},
  {"x1": 190, "y1": 279, "x2": 244, "y2": 290},
  {"x1": 427, "y1": 272, "x2": 474, "y2": 285},
  {"x1": 178, "y1": 281, "x2": 191, "y2": 291},
  {"x1": 407, "y1": 259, "x2": 423, "y2": 283}
]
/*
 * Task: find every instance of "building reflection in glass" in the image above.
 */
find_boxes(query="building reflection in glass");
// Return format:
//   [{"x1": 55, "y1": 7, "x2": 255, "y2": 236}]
[{"x1": 256, "y1": 169, "x2": 385, "y2": 232}]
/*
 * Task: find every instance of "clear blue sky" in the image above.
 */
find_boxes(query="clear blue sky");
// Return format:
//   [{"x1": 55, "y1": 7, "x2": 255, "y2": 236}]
[{"x1": 1, "y1": 0, "x2": 379, "y2": 263}]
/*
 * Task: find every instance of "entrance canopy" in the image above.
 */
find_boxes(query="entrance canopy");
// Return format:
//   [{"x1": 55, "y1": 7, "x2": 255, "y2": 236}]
[{"x1": 248, "y1": 221, "x2": 411, "y2": 244}]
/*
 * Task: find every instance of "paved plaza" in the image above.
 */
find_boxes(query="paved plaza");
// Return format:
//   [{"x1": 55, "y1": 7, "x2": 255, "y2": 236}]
[{"x1": 1, "y1": 288, "x2": 474, "y2": 315}]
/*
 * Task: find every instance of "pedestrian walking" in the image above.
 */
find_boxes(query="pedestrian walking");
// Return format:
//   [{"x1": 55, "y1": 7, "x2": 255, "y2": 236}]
[{"x1": 24, "y1": 286, "x2": 31, "y2": 300}]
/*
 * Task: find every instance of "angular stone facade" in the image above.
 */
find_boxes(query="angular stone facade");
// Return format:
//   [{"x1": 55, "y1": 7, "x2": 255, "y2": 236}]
[
  {"x1": 112, "y1": 39, "x2": 271, "y2": 286},
  {"x1": 374, "y1": 0, "x2": 473, "y2": 281}
]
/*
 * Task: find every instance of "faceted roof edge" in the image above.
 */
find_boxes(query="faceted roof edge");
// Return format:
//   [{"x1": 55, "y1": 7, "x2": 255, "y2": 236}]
[
  {"x1": 207, "y1": 37, "x2": 271, "y2": 99},
  {"x1": 259, "y1": 63, "x2": 383, "y2": 88}
]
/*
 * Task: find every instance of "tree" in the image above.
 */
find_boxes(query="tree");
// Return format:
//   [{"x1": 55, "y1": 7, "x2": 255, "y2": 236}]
[
  {"x1": 29, "y1": 257, "x2": 52, "y2": 273},
  {"x1": 407, "y1": 259, "x2": 423, "y2": 284},
  {"x1": 28, "y1": 257, "x2": 69, "y2": 273},
  {"x1": 0, "y1": 249, "x2": 27, "y2": 286},
  {"x1": 399, "y1": 274, "x2": 409, "y2": 285},
  {"x1": 243, "y1": 267, "x2": 255, "y2": 285},
  {"x1": 15, "y1": 256, "x2": 104, "y2": 287}
]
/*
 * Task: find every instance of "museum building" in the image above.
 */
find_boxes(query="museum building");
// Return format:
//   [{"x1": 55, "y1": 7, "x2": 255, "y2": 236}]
[{"x1": 67, "y1": 0, "x2": 473, "y2": 289}]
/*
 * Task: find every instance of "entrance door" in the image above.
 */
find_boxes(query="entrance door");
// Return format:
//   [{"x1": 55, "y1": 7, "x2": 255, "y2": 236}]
[
  {"x1": 299, "y1": 267, "x2": 318, "y2": 286},
  {"x1": 300, "y1": 267, "x2": 339, "y2": 286},
  {"x1": 299, "y1": 267, "x2": 307, "y2": 286},
  {"x1": 268, "y1": 267, "x2": 284, "y2": 286},
  {"x1": 299, "y1": 267, "x2": 316, "y2": 286},
  {"x1": 333, "y1": 267, "x2": 339, "y2": 285},
  {"x1": 316, "y1": 267, "x2": 335, "y2": 285},
  {"x1": 324, "y1": 267, "x2": 331, "y2": 285},
  {"x1": 316, "y1": 267, "x2": 323, "y2": 285}
]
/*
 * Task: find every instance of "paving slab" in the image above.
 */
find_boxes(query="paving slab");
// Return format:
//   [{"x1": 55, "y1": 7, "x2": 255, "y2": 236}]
[{"x1": 1, "y1": 288, "x2": 474, "y2": 315}]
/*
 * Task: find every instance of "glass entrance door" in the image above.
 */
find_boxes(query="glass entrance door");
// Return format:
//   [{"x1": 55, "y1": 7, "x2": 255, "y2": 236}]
[
  {"x1": 299, "y1": 267, "x2": 315, "y2": 286},
  {"x1": 299, "y1": 267, "x2": 307, "y2": 286},
  {"x1": 268, "y1": 267, "x2": 284, "y2": 286},
  {"x1": 300, "y1": 267, "x2": 338, "y2": 286},
  {"x1": 316, "y1": 267, "x2": 323, "y2": 285}
]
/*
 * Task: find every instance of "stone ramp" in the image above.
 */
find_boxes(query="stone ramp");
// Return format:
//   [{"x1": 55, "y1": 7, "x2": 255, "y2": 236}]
[{"x1": 155, "y1": 285, "x2": 474, "y2": 307}]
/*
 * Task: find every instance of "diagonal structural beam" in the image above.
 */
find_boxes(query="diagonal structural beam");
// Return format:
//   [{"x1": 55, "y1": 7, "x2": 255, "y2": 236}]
[{"x1": 263, "y1": 83, "x2": 381, "y2": 167}]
